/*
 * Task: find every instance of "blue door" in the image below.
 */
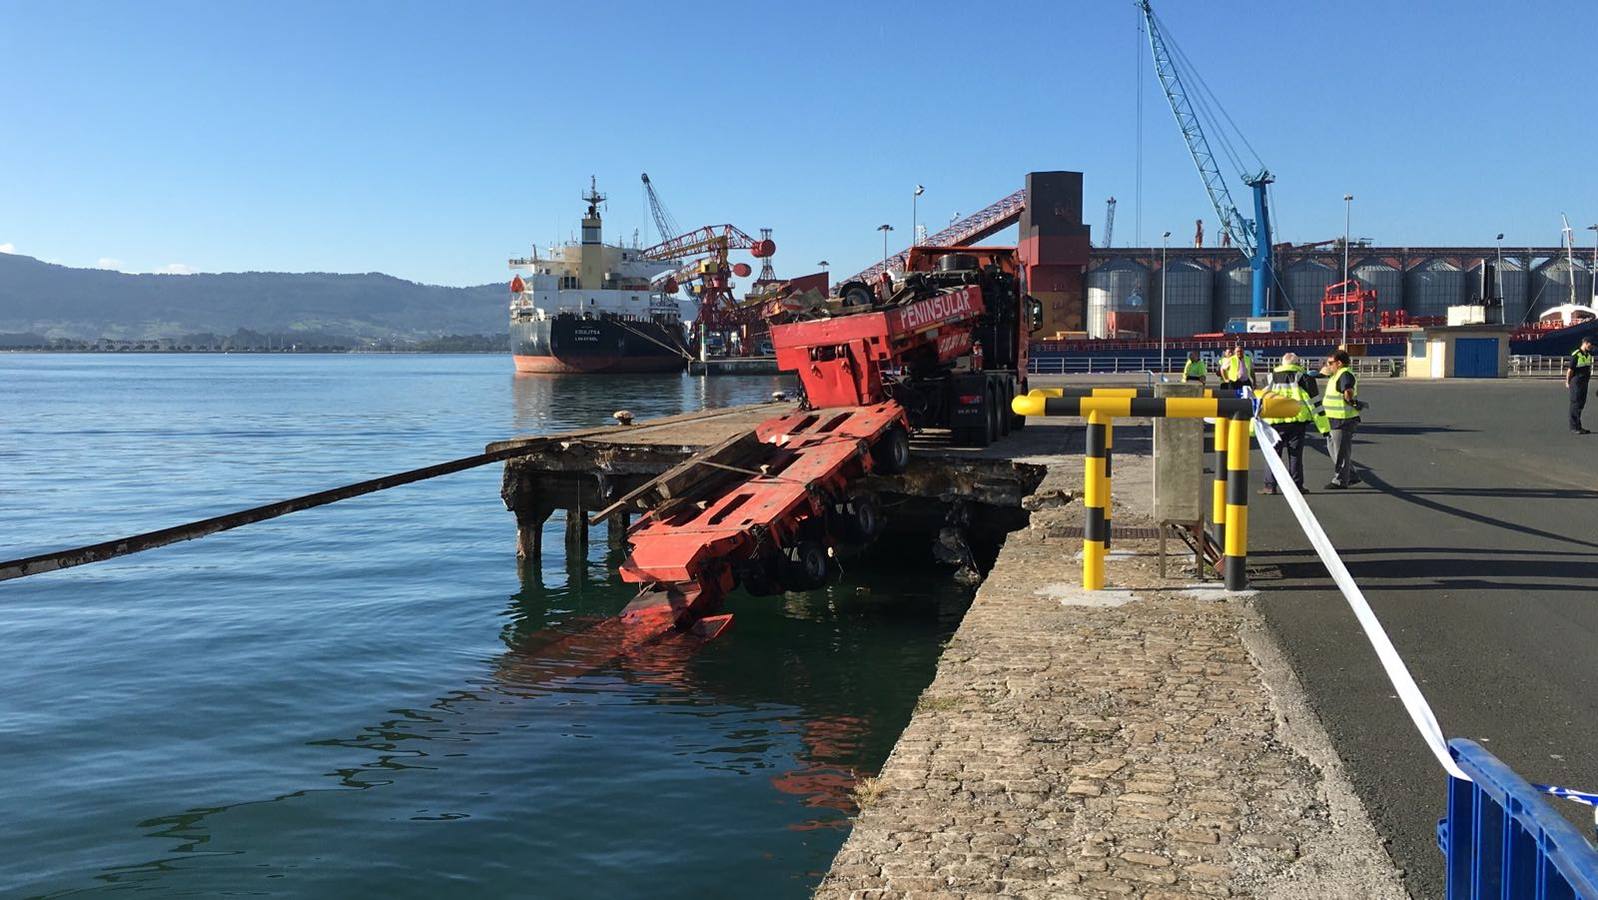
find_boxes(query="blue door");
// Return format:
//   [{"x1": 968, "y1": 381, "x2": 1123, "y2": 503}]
[{"x1": 1453, "y1": 338, "x2": 1498, "y2": 377}]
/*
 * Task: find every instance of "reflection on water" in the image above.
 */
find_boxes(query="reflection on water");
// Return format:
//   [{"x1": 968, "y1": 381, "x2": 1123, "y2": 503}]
[
  {"x1": 509, "y1": 371, "x2": 795, "y2": 436},
  {"x1": 88, "y1": 534, "x2": 969, "y2": 897},
  {"x1": 1, "y1": 357, "x2": 961, "y2": 899}
]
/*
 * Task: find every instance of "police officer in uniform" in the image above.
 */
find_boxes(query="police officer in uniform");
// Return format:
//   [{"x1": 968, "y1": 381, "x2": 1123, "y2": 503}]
[
  {"x1": 1182, "y1": 351, "x2": 1208, "y2": 384},
  {"x1": 1320, "y1": 350, "x2": 1364, "y2": 489},
  {"x1": 1259, "y1": 352, "x2": 1321, "y2": 494},
  {"x1": 1566, "y1": 337, "x2": 1594, "y2": 434}
]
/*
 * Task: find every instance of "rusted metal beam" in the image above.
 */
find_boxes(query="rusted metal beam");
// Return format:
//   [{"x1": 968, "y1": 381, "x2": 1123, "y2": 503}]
[
  {"x1": 1, "y1": 408, "x2": 778, "y2": 585},
  {"x1": 0, "y1": 444, "x2": 541, "y2": 584}
]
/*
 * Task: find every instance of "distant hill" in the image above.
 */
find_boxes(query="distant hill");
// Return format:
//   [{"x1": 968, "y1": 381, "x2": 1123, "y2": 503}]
[{"x1": 0, "y1": 252, "x2": 507, "y2": 341}]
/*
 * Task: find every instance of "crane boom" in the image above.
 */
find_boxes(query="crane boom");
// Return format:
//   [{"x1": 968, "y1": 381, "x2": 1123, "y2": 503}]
[
  {"x1": 641, "y1": 173, "x2": 682, "y2": 249},
  {"x1": 1103, "y1": 197, "x2": 1116, "y2": 248},
  {"x1": 1138, "y1": 0, "x2": 1276, "y2": 317}
]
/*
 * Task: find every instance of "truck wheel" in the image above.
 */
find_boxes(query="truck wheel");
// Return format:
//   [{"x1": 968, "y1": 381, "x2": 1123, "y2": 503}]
[
  {"x1": 741, "y1": 565, "x2": 783, "y2": 597},
  {"x1": 781, "y1": 540, "x2": 832, "y2": 592},
  {"x1": 995, "y1": 385, "x2": 1010, "y2": 437},
  {"x1": 835, "y1": 493, "x2": 884, "y2": 545},
  {"x1": 1011, "y1": 379, "x2": 1028, "y2": 431},
  {"x1": 872, "y1": 425, "x2": 911, "y2": 474},
  {"x1": 840, "y1": 282, "x2": 874, "y2": 307}
]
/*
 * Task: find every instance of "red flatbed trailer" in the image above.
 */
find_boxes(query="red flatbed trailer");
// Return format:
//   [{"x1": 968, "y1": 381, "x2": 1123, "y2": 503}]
[{"x1": 614, "y1": 249, "x2": 1035, "y2": 636}]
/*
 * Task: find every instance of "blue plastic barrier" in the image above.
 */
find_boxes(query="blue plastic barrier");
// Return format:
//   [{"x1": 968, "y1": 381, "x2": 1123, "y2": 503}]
[{"x1": 1438, "y1": 739, "x2": 1598, "y2": 898}]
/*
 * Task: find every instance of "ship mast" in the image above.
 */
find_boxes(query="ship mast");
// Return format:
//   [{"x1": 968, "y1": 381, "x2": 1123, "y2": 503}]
[{"x1": 580, "y1": 176, "x2": 607, "y2": 290}]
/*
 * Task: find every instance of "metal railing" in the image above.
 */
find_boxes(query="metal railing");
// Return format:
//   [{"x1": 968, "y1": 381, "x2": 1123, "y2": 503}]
[
  {"x1": 1438, "y1": 739, "x2": 1598, "y2": 898},
  {"x1": 1509, "y1": 355, "x2": 1569, "y2": 377},
  {"x1": 1028, "y1": 354, "x2": 1403, "y2": 378}
]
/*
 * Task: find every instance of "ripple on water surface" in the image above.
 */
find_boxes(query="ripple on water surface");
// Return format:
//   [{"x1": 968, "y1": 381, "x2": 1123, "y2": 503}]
[{"x1": 0, "y1": 355, "x2": 971, "y2": 898}]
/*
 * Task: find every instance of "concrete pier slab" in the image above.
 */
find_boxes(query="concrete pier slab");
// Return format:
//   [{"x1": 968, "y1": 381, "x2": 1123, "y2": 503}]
[{"x1": 815, "y1": 428, "x2": 1402, "y2": 899}]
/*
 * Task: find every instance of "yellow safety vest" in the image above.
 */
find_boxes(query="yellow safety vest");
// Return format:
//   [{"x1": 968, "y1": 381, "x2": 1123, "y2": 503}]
[
  {"x1": 1222, "y1": 353, "x2": 1251, "y2": 381},
  {"x1": 1262, "y1": 364, "x2": 1316, "y2": 425},
  {"x1": 1183, "y1": 359, "x2": 1207, "y2": 379},
  {"x1": 1572, "y1": 348, "x2": 1593, "y2": 370},
  {"x1": 1322, "y1": 369, "x2": 1360, "y2": 420}
]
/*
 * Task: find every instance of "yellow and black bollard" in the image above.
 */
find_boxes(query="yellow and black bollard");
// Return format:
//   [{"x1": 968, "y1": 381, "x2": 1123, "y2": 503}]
[
  {"x1": 1083, "y1": 409, "x2": 1110, "y2": 589},
  {"x1": 1103, "y1": 420, "x2": 1114, "y2": 550},
  {"x1": 1212, "y1": 416, "x2": 1229, "y2": 554},
  {"x1": 1223, "y1": 412, "x2": 1250, "y2": 590},
  {"x1": 1012, "y1": 392, "x2": 1300, "y2": 593}
]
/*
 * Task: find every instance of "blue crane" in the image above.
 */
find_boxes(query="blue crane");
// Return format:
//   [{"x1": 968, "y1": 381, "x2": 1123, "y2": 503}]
[{"x1": 1138, "y1": 0, "x2": 1276, "y2": 317}]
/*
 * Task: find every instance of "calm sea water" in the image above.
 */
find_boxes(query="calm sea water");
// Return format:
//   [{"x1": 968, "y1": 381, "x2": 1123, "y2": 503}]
[{"x1": 0, "y1": 354, "x2": 970, "y2": 898}]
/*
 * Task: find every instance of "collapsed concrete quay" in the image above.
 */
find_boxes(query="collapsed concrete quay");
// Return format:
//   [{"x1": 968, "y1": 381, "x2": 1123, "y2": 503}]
[{"x1": 490, "y1": 381, "x2": 1411, "y2": 897}]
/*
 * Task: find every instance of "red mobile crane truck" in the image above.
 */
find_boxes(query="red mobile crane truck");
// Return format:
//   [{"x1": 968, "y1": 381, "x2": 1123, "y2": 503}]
[{"x1": 611, "y1": 245, "x2": 1041, "y2": 637}]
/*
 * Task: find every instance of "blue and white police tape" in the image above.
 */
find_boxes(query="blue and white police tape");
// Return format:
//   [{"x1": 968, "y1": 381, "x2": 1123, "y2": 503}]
[
  {"x1": 1251, "y1": 414, "x2": 1598, "y2": 832},
  {"x1": 1536, "y1": 784, "x2": 1598, "y2": 832}
]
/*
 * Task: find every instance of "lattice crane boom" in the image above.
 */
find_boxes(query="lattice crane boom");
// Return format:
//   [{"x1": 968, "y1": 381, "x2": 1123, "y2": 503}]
[
  {"x1": 841, "y1": 189, "x2": 1025, "y2": 287},
  {"x1": 641, "y1": 173, "x2": 682, "y2": 250},
  {"x1": 1139, "y1": 0, "x2": 1276, "y2": 316}
]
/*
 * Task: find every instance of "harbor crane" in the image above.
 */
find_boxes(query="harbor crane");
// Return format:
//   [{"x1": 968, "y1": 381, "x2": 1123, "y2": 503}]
[
  {"x1": 1102, "y1": 197, "x2": 1117, "y2": 249},
  {"x1": 1138, "y1": 0, "x2": 1277, "y2": 317},
  {"x1": 641, "y1": 173, "x2": 682, "y2": 249},
  {"x1": 637, "y1": 172, "x2": 780, "y2": 344}
]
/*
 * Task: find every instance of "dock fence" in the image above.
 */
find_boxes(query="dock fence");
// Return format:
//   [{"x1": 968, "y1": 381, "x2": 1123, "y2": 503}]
[
  {"x1": 1509, "y1": 355, "x2": 1570, "y2": 377},
  {"x1": 1028, "y1": 354, "x2": 1400, "y2": 379}
]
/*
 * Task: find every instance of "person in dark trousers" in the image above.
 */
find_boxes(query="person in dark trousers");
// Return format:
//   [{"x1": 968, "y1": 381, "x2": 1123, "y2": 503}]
[
  {"x1": 1566, "y1": 337, "x2": 1593, "y2": 434},
  {"x1": 1258, "y1": 352, "x2": 1321, "y2": 494},
  {"x1": 1320, "y1": 350, "x2": 1364, "y2": 488},
  {"x1": 1182, "y1": 350, "x2": 1208, "y2": 384}
]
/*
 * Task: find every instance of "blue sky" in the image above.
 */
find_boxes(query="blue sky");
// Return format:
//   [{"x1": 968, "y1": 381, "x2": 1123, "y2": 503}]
[{"x1": 3, "y1": 0, "x2": 1596, "y2": 286}]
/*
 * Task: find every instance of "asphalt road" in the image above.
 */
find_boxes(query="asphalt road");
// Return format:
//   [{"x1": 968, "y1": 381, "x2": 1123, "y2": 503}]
[{"x1": 1246, "y1": 378, "x2": 1598, "y2": 899}]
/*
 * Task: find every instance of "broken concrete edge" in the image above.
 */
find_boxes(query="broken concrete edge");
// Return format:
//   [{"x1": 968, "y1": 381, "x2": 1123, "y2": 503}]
[{"x1": 816, "y1": 446, "x2": 1406, "y2": 897}]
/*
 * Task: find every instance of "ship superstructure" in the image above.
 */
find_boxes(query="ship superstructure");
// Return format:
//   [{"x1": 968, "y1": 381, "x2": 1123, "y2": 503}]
[{"x1": 508, "y1": 179, "x2": 691, "y2": 373}]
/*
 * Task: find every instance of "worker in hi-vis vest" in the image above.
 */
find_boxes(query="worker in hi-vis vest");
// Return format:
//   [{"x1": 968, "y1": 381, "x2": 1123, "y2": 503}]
[
  {"x1": 1566, "y1": 337, "x2": 1594, "y2": 434},
  {"x1": 1259, "y1": 352, "x2": 1322, "y2": 494},
  {"x1": 1319, "y1": 349, "x2": 1365, "y2": 489},
  {"x1": 1219, "y1": 343, "x2": 1254, "y2": 390},
  {"x1": 1182, "y1": 351, "x2": 1207, "y2": 383}
]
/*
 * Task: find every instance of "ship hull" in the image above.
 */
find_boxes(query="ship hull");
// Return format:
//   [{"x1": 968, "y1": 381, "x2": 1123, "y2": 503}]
[{"x1": 511, "y1": 315, "x2": 687, "y2": 374}]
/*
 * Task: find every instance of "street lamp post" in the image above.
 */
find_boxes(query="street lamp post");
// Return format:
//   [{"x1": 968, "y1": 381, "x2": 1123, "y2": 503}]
[
  {"x1": 1588, "y1": 225, "x2": 1598, "y2": 306},
  {"x1": 913, "y1": 185, "x2": 925, "y2": 247},
  {"x1": 1342, "y1": 194, "x2": 1353, "y2": 348},
  {"x1": 1494, "y1": 234, "x2": 1504, "y2": 324},
  {"x1": 1160, "y1": 231, "x2": 1171, "y2": 375},
  {"x1": 817, "y1": 260, "x2": 829, "y2": 273},
  {"x1": 877, "y1": 224, "x2": 894, "y2": 272}
]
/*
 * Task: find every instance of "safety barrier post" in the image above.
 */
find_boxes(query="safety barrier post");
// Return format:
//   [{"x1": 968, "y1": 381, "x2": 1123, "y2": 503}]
[
  {"x1": 1223, "y1": 412, "x2": 1250, "y2": 590},
  {"x1": 1104, "y1": 420, "x2": 1114, "y2": 550},
  {"x1": 1212, "y1": 416, "x2": 1229, "y2": 554},
  {"x1": 1083, "y1": 410, "x2": 1109, "y2": 590}
]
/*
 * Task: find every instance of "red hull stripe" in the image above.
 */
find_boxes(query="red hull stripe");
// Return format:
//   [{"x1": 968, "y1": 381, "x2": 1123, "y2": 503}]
[{"x1": 513, "y1": 354, "x2": 685, "y2": 374}]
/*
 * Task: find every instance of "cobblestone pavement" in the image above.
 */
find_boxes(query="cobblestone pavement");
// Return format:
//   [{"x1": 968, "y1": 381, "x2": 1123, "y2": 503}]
[{"x1": 816, "y1": 441, "x2": 1404, "y2": 899}]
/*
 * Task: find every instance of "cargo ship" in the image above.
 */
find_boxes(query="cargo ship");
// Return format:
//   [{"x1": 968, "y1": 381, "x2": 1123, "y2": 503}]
[{"x1": 508, "y1": 180, "x2": 691, "y2": 374}]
